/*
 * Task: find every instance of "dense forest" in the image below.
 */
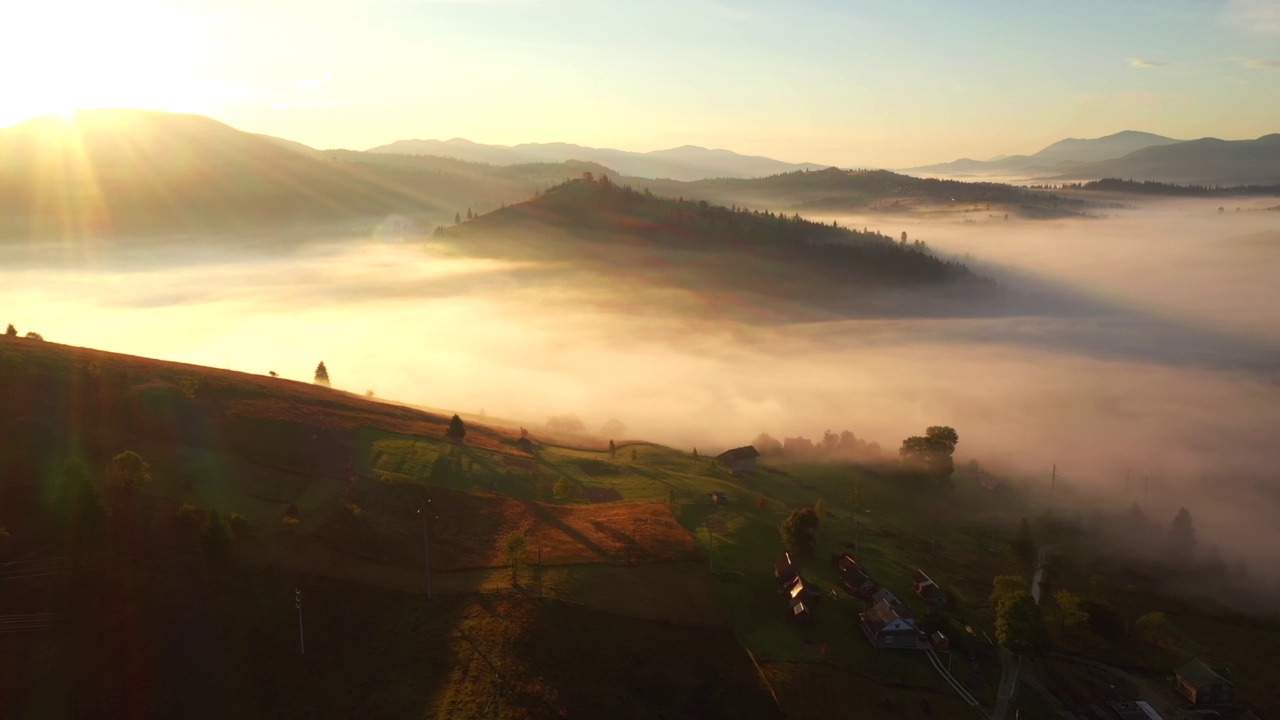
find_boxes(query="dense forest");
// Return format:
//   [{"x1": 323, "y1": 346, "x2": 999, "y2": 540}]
[{"x1": 1070, "y1": 178, "x2": 1280, "y2": 197}]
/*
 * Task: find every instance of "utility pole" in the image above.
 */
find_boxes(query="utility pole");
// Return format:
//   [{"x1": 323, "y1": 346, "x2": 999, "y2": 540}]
[
  {"x1": 295, "y1": 588, "x2": 305, "y2": 656},
  {"x1": 418, "y1": 497, "x2": 433, "y2": 599},
  {"x1": 1050, "y1": 464, "x2": 1056, "y2": 493}
]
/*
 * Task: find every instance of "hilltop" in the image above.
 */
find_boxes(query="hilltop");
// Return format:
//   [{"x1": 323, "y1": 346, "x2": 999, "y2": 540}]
[{"x1": 433, "y1": 175, "x2": 1001, "y2": 319}]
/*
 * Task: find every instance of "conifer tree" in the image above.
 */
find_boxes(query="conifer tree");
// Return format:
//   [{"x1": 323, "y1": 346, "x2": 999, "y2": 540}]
[{"x1": 314, "y1": 361, "x2": 331, "y2": 387}]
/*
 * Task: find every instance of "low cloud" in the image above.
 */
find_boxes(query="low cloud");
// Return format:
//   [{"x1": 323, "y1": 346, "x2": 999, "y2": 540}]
[
  {"x1": 1244, "y1": 58, "x2": 1280, "y2": 67},
  {"x1": 1128, "y1": 58, "x2": 1170, "y2": 68}
]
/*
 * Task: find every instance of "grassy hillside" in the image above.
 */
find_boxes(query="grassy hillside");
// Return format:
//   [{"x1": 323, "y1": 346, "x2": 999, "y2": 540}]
[{"x1": 3, "y1": 335, "x2": 1275, "y2": 717}]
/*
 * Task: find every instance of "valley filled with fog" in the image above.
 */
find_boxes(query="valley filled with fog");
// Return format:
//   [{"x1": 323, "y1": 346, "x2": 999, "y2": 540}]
[{"x1": 5, "y1": 197, "x2": 1279, "y2": 565}]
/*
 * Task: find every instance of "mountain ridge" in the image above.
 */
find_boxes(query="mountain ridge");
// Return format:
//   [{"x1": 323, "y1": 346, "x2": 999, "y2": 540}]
[{"x1": 368, "y1": 137, "x2": 828, "y2": 181}]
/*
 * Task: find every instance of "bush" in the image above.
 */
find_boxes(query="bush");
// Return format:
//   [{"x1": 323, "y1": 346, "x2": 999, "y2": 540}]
[
  {"x1": 106, "y1": 451, "x2": 152, "y2": 491},
  {"x1": 87, "y1": 360, "x2": 102, "y2": 380},
  {"x1": 780, "y1": 508, "x2": 820, "y2": 555},
  {"x1": 24, "y1": 331, "x2": 43, "y2": 341},
  {"x1": 179, "y1": 376, "x2": 199, "y2": 399},
  {"x1": 228, "y1": 513, "x2": 250, "y2": 541},
  {"x1": 3, "y1": 324, "x2": 15, "y2": 337},
  {"x1": 553, "y1": 477, "x2": 575, "y2": 502}
]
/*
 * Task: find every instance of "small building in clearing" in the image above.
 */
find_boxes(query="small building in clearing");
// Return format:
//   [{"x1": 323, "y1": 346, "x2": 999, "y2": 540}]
[
  {"x1": 715, "y1": 446, "x2": 760, "y2": 475},
  {"x1": 1175, "y1": 659, "x2": 1234, "y2": 706},
  {"x1": 912, "y1": 569, "x2": 947, "y2": 607},
  {"x1": 775, "y1": 553, "x2": 799, "y2": 585},
  {"x1": 860, "y1": 598, "x2": 919, "y2": 649},
  {"x1": 836, "y1": 553, "x2": 875, "y2": 597}
]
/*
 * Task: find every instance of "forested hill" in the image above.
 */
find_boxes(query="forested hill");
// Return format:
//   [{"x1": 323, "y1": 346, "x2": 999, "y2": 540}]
[
  {"x1": 631, "y1": 167, "x2": 1095, "y2": 218},
  {"x1": 1071, "y1": 178, "x2": 1280, "y2": 197},
  {"x1": 435, "y1": 176, "x2": 1000, "y2": 319}
]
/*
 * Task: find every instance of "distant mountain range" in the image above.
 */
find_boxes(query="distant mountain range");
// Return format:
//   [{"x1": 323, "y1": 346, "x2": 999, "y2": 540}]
[
  {"x1": 906, "y1": 131, "x2": 1182, "y2": 176},
  {"x1": 906, "y1": 130, "x2": 1280, "y2": 185},
  {"x1": 367, "y1": 138, "x2": 827, "y2": 181},
  {"x1": 1053, "y1": 134, "x2": 1280, "y2": 185}
]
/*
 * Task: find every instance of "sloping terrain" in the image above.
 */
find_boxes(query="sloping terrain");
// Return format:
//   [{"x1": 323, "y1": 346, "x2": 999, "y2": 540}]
[
  {"x1": 906, "y1": 130, "x2": 1181, "y2": 176},
  {"x1": 433, "y1": 175, "x2": 1001, "y2": 319}
]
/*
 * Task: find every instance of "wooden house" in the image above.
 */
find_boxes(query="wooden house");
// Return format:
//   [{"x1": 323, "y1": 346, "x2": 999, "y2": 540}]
[
  {"x1": 1175, "y1": 659, "x2": 1234, "y2": 706},
  {"x1": 860, "y1": 598, "x2": 919, "y2": 649},
  {"x1": 912, "y1": 569, "x2": 947, "y2": 607},
  {"x1": 715, "y1": 446, "x2": 759, "y2": 475}
]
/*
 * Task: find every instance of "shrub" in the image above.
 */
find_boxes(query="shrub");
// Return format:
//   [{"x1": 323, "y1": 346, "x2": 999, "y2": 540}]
[
  {"x1": 24, "y1": 331, "x2": 43, "y2": 341},
  {"x1": 780, "y1": 508, "x2": 820, "y2": 555},
  {"x1": 553, "y1": 477, "x2": 575, "y2": 501},
  {"x1": 106, "y1": 451, "x2": 152, "y2": 490},
  {"x1": 179, "y1": 376, "x2": 199, "y2": 399},
  {"x1": 87, "y1": 360, "x2": 102, "y2": 380},
  {"x1": 228, "y1": 513, "x2": 250, "y2": 541},
  {"x1": 814, "y1": 498, "x2": 827, "y2": 517}
]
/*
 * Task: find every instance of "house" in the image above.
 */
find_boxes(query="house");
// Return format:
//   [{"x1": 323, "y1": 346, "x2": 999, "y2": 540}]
[
  {"x1": 1175, "y1": 659, "x2": 1235, "y2": 706},
  {"x1": 912, "y1": 569, "x2": 948, "y2": 607},
  {"x1": 709, "y1": 491, "x2": 729, "y2": 506},
  {"x1": 837, "y1": 553, "x2": 876, "y2": 597},
  {"x1": 516, "y1": 436, "x2": 537, "y2": 454},
  {"x1": 787, "y1": 595, "x2": 812, "y2": 623},
  {"x1": 783, "y1": 436, "x2": 814, "y2": 454},
  {"x1": 929, "y1": 631, "x2": 950, "y2": 652},
  {"x1": 871, "y1": 588, "x2": 900, "y2": 607},
  {"x1": 715, "y1": 446, "x2": 760, "y2": 475},
  {"x1": 786, "y1": 576, "x2": 820, "y2": 604},
  {"x1": 1107, "y1": 701, "x2": 1163, "y2": 720},
  {"x1": 860, "y1": 598, "x2": 919, "y2": 649},
  {"x1": 775, "y1": 553, "x2": 799, "y2": 585}
]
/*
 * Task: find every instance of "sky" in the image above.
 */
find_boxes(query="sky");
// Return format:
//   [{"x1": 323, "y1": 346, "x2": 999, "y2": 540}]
[{"x1": 1, "y1": 0, "x2": 1277, "y2": 167}]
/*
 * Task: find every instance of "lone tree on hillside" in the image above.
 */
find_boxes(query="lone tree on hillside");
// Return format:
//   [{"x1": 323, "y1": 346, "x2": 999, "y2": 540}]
[
  {"x1": 899, "y1": 426, "x2": 959, "y2": 480},
  {"x1": 314, "y1": 361, "x2": 331, "y2": 387},
  {"x1": 996, "y1": 590, "x2": 1050, "y2": 657},
  {"x1": 1169, "y1": 507, "x2": 1196, "y2": 558},
  {"x1": 454, "y1": 211, "x2": 461, "y2": 224},
  {"x1": 4, "y1": 324, "x2": 15, "y2": 337},
  {"x1": 608, "y1": 439, "x2": 616, "y2": 461},
  {"x1": 630, "y1": 448, "x2": 638, "y2": 463},
  {"x1": 554, "y1": 477, "x2": 575, "y2": 502},
  {"x1": 24, "y1": 331, "x2": 43, "y2": 341},
  {"x1": 780, "y1": 508, "x2": 820, "y2": 556},
  {"x1": 503, "y1": 531, "x2": 528, "y2": 587},
  {"x1": 446, "y1": 414, "x2": 467, "y2": 441},
  {"x1": 106, "y1": 451, "x2": 152, "y2": 491}
]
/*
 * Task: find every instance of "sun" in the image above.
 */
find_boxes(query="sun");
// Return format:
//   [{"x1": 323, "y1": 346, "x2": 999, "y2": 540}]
[{"x1": 0, "y1": 1, "x2": 209, "y2": 127}]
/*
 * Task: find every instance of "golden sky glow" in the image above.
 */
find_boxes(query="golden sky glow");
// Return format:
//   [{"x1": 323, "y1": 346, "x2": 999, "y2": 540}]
[{"x1": 2, "y1": 0, "x2": 1278, "y2": 168}]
